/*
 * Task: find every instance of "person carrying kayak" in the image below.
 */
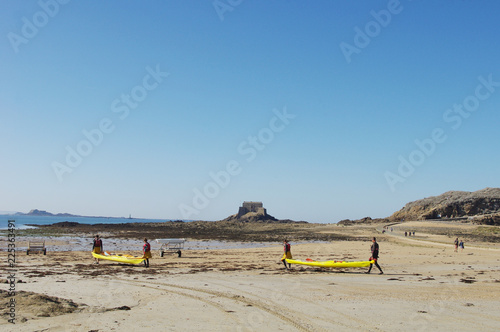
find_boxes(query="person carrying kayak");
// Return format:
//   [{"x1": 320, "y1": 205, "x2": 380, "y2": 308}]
[
  {"x1": 92, "y1": 235, "x2": 103, "y2": 264},
  {"x1": 366, "y1": 237, "x2": 383, "y2": 274},
  {"x1": 143, "y1": 238, "x2": 152, "y2": 267},
  {"x1": 281, "y1": 239, "x2": 292, "y2": 270}
]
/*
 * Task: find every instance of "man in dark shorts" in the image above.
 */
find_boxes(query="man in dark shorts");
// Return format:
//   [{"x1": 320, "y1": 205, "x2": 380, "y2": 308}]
[{"x1": 366, "y1": 237, "x2": 383, "y2": 274}]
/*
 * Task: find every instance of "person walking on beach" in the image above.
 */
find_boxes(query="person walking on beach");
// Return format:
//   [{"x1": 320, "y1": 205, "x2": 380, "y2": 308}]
[
  {"x1": 143, "y1": 238, "x2": 152, "y2": 267},
  {"x1": 454, "y1": 238, "x2": 459, "y2": 252},
  {"x1": 459, "y1": 240, "x2": 465, "y2": 252},
  {"x1": 281, "y1": 239, "x2": 292, "y2": 270},
  {"x1": 366, "y1": 237, "x2": 383, "y2": 274},
  {"x1": 92, "y1": 235, "x2": 103, "y2": 264}
]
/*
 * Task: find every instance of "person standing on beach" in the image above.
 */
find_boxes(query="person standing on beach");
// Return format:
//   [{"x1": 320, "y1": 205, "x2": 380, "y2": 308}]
[
  {"x1": 281, "y1": 239, "x2": 292, "y2": 269},
  {"x1": 92, "y1": 235, "x2": 103, "y2": 264},
  {"x1": 459, "y1": 240, "x2": 464, "y2": 252},
  {"x1": 454, "y1": 238, "x2": 459, "y2": 252},
  {"x1": 143, "y1": 238, "x2": 152, "y2": 267},
  {"x1": 366, "y1": 237, "x2": 383, "y2": 274}
]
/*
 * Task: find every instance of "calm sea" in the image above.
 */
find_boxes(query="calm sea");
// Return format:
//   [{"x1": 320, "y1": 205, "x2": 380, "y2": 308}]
[{"x1": 0, "y1": 214, "x2": 179, "y2": 230}]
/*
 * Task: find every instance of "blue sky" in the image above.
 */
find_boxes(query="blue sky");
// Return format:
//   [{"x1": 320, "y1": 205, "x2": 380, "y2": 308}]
[{"x1": 1, "y1": 0, "x2": 500, "y2": 222}]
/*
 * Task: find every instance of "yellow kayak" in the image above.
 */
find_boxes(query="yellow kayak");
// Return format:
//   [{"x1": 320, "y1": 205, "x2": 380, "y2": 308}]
[
  {"x1": 286, "y1": 258, "x2": 374, "y2": 268},
  {"x1": 92, "y1": 252, "x2": 145, "y2": 265}
]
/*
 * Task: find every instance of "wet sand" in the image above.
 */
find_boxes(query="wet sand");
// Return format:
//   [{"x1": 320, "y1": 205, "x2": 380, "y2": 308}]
[{"x1": 1, "y1": 222, "x2": 500, "y2": 331}]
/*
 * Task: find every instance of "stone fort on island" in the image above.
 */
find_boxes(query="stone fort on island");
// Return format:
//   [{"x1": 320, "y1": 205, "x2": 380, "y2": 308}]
[
  {"x1": 237, "y1": 201, "x2": 266, "y2": 218},
  {"x1": 222, "y1": 201, "x2": 277, "y2": 222}
]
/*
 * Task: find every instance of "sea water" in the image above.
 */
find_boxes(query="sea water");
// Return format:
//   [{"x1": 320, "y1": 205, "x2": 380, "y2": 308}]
[
  {"x1": 0, "y1": 215, "x2": 316, "y2": 251},
  {"x1": 0, "y1": 214, "x2": 179, "y2": 229},
  {"x1": 0, "y1": 215, "x2": 277, "y2": 251}
]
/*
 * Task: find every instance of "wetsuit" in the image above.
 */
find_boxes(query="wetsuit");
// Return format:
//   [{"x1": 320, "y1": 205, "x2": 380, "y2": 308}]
[
  {"x1": 281, "y1": 242, "x2": 292, "y2": 269},
  {"x1": 367, "y1": 241, "x2": 383, "y2": 274}
]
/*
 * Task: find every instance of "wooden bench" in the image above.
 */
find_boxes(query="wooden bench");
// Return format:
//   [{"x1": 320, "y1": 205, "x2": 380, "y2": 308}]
[{"x1": 27, "y1": 241, "x2": 46, "y2": 255}]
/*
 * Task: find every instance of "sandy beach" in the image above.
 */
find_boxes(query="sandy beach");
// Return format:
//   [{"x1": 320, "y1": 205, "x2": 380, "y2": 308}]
[{"x1": 2, "y1": 222, "x2": 500, "y2": 331}]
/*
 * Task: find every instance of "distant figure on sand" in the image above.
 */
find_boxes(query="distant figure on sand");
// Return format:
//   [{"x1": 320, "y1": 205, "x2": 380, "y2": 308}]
[
  {"x1": 405, "y1": 231, "x2": 407, "y2": 237},
  {"x1": 366, "y1": 237, "x2": 383, "y2": 274},
  {"x1": 459, "y1": 240, "x2": 464, "y2": 252},
  {"x1": 92, "y1": 235, "x2": 103, "y2": 264},
  {"x1": 454, "y1": 238, "x2": 459, "y2": 252},
  {"x1": 143, "y1": 238, "x2": 152, "y2": 267},
  {"x1": 281, "y1": 239, "x2": 292, "y2": 269}
]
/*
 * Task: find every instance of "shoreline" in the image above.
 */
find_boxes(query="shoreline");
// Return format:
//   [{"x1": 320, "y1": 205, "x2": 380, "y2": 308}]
[{"x1": 0, "y1": 235, "x2": 329, "y2": 252}]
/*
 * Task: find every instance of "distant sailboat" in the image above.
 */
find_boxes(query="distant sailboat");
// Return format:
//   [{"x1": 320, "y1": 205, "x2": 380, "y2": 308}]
[{"x1": 128, "y1": 214, "x2": 132, "y2": 219}]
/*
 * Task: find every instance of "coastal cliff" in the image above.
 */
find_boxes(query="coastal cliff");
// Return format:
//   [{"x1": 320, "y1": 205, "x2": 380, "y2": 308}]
[{"x1": 389, "y1": 188, "x2": 500, "y2": 224}]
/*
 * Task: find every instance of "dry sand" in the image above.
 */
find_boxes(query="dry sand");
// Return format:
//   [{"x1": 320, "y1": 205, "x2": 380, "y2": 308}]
[{"x1": 2, "y1": 223, "x2": 500, "y2": 331}]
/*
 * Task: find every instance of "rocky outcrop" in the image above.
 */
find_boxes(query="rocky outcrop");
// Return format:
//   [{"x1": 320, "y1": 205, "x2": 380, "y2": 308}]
[
  {"x1": 222, "y1": 209, "x2": 278, "y2": 223},
  {"x1": 389, "y1": 188, "x2": 500, "y2": 221},
  {"x1": 49, "y1": 221, "x2": 81, "y2": 227},
  {"x1": 221, "y1": 201, "x2": 305, "y2": 223},
  {"x1": 470, "y1": 212, "x2": 500, "y2": 226},
  {"x1": 337, "y1": 217, "x2": 389, "y2": 226},
  {"x1": 24, "y1": 209, "x2": 81, "y2": 217},
  {"x1": 26, "y1": 209, "x2": 53, "y2": 216}
]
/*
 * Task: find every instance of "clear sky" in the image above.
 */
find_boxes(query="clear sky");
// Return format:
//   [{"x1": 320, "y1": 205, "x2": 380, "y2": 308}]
[{"x1": 1, "y1": 0, "x2": 500, "y2": 222}]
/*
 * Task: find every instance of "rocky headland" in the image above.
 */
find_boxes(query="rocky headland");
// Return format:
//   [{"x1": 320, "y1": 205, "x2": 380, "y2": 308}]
[{"x1": 388, "y1": 188, "x2": 500, "y2": 224}]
